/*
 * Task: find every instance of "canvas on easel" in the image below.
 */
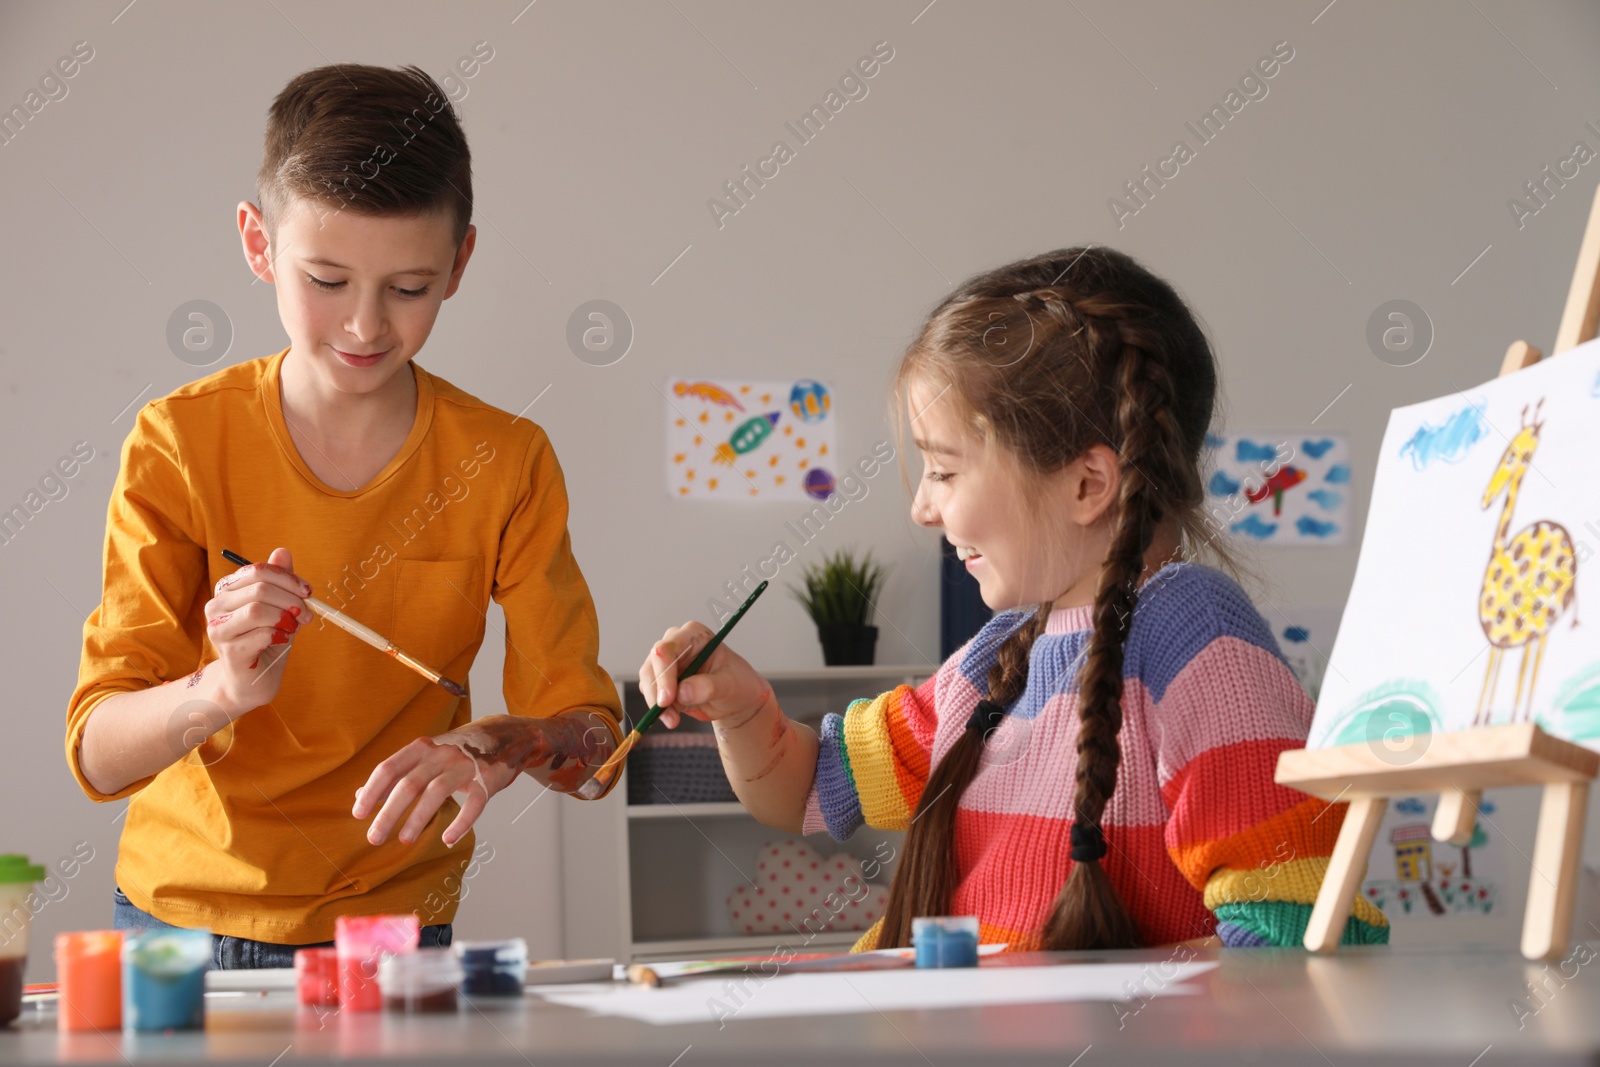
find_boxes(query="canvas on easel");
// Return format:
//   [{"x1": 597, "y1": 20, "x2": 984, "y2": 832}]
[
  {"x1": 1277, "y1": 183, "x2": 1600, "y2": 962},
  {"x1": 1310, "y1": 342, "x2": 1599, "y2": 748}
]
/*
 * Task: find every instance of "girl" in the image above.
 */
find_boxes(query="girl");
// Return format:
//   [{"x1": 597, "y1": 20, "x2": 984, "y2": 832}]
[{"x1": 640, "y1": 247, "x2": 1388, "y2": 951}]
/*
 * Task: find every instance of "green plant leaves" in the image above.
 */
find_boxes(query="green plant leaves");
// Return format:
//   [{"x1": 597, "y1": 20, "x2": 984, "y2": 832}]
[{"x1": 788, "y1": 548, "x2": 889, "y2": 627}]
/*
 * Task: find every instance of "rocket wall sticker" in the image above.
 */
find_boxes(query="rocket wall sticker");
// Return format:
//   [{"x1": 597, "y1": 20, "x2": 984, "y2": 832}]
[{"x1": 666, "y1": 377, "x2": 838, "y2": 501}]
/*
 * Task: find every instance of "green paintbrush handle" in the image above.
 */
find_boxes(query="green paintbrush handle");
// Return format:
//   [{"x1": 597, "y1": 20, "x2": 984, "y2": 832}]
[{"x1": 632, "y1": 580, "x2": 768, "y2": 738}]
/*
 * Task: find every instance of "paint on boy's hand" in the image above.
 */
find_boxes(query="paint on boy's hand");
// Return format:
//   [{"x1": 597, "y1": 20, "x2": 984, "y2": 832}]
[{"x1": 432, "y1": 714, "x2": 612, "y2": 797}]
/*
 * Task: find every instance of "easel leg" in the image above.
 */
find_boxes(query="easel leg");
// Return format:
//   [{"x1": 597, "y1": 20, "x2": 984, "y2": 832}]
[
  {"x1": 1305, "y1": 796, "x2": 1388, "y2": 953},
  {"x1": 1432, "y1": 789, "x2": 1481, "y2": 847},
  {"x1": 1522, "y1": 780, "x2": 1589, "y2": 962}
]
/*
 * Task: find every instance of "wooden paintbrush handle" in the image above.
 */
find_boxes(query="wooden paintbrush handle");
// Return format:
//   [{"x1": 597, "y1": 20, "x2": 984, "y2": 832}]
[{"x1": 303, "y1": 595, "x2": 391, "y2": 652}]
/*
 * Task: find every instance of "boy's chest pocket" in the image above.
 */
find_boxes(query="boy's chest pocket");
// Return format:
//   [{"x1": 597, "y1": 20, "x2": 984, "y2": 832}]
[{"x1": 389, "y1": 557, "x2": 487, "y2": 671}]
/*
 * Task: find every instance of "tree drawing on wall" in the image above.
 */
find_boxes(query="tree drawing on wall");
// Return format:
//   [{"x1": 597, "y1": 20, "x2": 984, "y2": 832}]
[{"x1": 1459, "y1": 821, "x2": 1487, "y2": 878}]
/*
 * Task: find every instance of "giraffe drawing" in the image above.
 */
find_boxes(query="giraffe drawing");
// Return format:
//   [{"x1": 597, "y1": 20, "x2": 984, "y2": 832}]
[{"x1": 1473, "y1": 398, "x2": 1579, "y2": 726}]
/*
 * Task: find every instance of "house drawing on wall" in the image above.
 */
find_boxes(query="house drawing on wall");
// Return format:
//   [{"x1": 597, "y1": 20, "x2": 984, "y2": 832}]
[{"x1": 1391, "y1": 824, "x2": 1433, "y2": 882}]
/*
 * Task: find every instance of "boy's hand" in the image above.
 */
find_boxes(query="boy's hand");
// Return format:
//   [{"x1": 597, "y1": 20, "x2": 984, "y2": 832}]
[
  {"x1": 353, "y1": 727, "x2": 525, "y2": 848},
  {"x1": 640, "y1": 622, "x2": 769, "y2": 729},
  {"x1": 204, "y1": 546, "x2": 309, "y2": 716},
  {"x1": 355, "y1": 713, "x2": 615, "y2": 847}
]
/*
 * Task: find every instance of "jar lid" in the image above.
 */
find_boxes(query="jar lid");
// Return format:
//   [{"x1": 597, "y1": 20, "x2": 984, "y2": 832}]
[
  {"x1": 124, "y1": 928, "x2": 211, "y2": 975},
  {"x1": 55, "y1": 930, "x2": 122, "y2": 955},
  {"x1": 379, "y1": 947, "x2": 461, "y2": 981},
  {"x1": 0, "y1": 855, "x2": 45, "y2": 885},
  {"x1": 454, "y1": 938, "x2": 528, "y2": 965},
  {"x1": 911, "y1": 916, "x2": 979, "y2": 938},
  {"x1": 335, "y1": 913, "x2": 420, "y2": 953}
]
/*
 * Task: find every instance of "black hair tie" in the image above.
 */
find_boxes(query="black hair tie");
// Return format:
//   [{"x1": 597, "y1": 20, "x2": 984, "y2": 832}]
[
  {"x1": 1070, "y1": 821, "x2": 1108, "y2": 863},
  {"x1": 965, "y1": 699, "x2": 1006, "y2": 735}
]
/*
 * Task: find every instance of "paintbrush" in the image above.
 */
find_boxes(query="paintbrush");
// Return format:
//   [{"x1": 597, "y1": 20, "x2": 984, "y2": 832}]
[
  {"x1": 220, "y1": 549, "x2": 468, "y2": 698},
  {"x1": 587, "y1": 580, "x2": 768, "y2": 792}
]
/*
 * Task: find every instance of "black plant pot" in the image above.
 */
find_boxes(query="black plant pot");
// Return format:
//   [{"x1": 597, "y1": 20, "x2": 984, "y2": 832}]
[{"x1": 817, "y1": 624, "x2": 878, "y2": 666}]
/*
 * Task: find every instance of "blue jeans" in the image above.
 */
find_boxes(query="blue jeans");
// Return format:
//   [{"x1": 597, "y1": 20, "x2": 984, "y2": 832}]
[{"x1": 112, "y1": 886, "x2": 452, "y2": 970}]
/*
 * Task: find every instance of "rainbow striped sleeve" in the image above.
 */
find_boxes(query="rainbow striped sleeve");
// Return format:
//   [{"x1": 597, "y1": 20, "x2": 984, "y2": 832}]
[
  {"x1": 1145, "y1": 587, "x2": 1389, "y2": 948},
  {"x1": 809, "y1": 675, "x2": 938, "y2": 840}
]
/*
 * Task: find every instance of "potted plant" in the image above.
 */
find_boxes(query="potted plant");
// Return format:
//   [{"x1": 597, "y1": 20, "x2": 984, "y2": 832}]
[{"x1": 790, "y1": 549, "x2": 889, "y2": 666}]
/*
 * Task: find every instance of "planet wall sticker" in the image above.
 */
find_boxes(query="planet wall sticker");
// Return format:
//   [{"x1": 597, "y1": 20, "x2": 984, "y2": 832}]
[{"x1": 666, "y1": 377, "x2": 837, "y2": 501}]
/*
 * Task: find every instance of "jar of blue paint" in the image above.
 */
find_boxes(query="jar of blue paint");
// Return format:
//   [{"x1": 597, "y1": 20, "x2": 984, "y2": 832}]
[
  {"x1": 912, "y1": 916, "x2": 979, "y2": 968},
  {"x1": 454, "y1": 938, "x2": 527, "y2": 997},
  {"x1": 122, "y1": 928, "x2": 209, "y2": 1031}
]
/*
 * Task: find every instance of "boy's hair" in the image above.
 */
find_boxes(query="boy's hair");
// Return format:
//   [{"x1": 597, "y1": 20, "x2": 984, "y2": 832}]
[
  {"x1": 257, "y1": 63, "x2": 472, "y2": 247},
  {"x1": 878, "y1": 246, "x2": 1241, "y2": 951}
]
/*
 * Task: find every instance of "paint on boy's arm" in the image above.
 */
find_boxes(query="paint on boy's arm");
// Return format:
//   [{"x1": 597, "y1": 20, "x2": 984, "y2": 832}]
[{"x1": 434, "y1": 711, "x2": 615, "y2": 798}]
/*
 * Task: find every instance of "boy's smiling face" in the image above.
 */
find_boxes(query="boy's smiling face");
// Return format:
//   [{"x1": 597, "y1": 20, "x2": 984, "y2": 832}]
[{"x1": 238, "y1": 196, "x2": 475, "y2": 398}]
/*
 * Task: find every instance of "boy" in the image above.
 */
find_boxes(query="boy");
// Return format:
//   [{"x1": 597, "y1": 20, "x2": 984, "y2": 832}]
[{"x1": 64, "y1": 64, "x2": 621, "y2": 967}]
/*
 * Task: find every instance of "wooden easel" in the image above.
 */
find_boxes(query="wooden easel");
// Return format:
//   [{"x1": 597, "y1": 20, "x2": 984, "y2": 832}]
[{"x1": 1276, "y1": 183, "x2": 1600, "y2": 963}]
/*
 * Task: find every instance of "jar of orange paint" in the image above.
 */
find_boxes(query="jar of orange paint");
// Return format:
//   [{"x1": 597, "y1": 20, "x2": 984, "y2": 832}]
[{"x1": 55, "y1": 931, "x2": 122, "y2": 1031}]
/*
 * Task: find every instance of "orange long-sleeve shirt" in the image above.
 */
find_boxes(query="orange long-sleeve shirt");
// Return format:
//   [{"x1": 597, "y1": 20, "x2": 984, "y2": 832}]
[{"x1": 65, "y1": 347, "x2": 622, "y2": 943}]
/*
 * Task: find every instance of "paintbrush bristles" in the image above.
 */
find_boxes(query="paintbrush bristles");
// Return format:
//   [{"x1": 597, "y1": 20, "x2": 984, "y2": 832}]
[
  {"x1": 590, "y1": 731, "x2": 641, "y2": 786},
  {"x1": 389, "y1": 647, "x2": 467, "y2": 698}
]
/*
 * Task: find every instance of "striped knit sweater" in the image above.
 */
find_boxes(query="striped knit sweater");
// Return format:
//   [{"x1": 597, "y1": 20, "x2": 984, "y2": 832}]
[{"x1": 802, "y1": 561, "x2": 1389, "y2": 950}]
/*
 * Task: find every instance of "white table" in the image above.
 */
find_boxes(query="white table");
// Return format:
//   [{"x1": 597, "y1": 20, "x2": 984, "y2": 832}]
[{"x1": 3, "y1": 943, "x2": 1595, "y2": 1066}]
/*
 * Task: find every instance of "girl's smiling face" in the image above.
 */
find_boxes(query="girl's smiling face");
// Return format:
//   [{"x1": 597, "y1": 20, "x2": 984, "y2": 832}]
[{"x1": 907, "y1": 377, "x2": 1118, "y2": 612}]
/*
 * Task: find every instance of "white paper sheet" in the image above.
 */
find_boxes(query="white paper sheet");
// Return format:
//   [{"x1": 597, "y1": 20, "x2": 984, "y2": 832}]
[{"x1": 532, "y1": 959, "x2": 1218, "y2": 1026}]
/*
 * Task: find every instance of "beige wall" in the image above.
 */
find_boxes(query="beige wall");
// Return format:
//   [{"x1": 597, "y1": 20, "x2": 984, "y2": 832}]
[{"x1": 4, "y1": 0, "x2": 1600, "y2": 977}]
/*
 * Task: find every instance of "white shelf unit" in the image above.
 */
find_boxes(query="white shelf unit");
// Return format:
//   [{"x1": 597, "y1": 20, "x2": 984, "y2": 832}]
[{"x1": 559, "y1": 665, "x2": 936, "y2": 963}]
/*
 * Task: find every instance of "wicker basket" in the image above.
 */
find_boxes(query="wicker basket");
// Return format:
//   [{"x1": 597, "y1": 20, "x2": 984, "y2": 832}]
[{"x1": 626, "y1": 732, "x2": 736, "y2": 805}]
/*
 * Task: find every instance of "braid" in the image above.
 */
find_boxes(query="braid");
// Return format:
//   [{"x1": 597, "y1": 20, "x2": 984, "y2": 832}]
[
  {"x1": 1039, "y1": 324, "x2": 1187, "y2": 951},
  {"x1": 873, "y1": 603, "x2": 1050, "y2": 949}
]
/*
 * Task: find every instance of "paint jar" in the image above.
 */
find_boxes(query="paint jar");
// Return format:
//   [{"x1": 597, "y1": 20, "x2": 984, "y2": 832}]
[
  {"x1": 55, "y1": 931, "x2": 123, "y2": 1031},
  {"x1": 911, "y1": 916, "x2": 979, "y2": 969},
  {"x1": 0, "y1": 855, "x2": 45, "y2": 1027},
  {"x1": 294, "y1": 947, "x2": 339, "y2": 1007},
  {"x1": 378, "y1": 948, "x2": 460, "y2": 1013},
  {"x1": 334, "y1": 914, "x2": 418, "y2": 1012},
  {"x1": 454, "y1": 938, "x2": 527, "y2": 997},
  {"x1": 122, "y1": 928, "x2": 210, "y2": 1031}
]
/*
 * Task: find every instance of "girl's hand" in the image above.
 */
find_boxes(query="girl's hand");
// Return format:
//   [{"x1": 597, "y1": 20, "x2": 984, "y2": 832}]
[
  {"x1": 353, "y1": 725, "x2": 525, "y2": 848},
  {"x1": 204, "y1": 546, "x2": 309, "y2": 716},
  {"x1": 640, "y1": 622, "x2": 769, "y2": 729}
]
